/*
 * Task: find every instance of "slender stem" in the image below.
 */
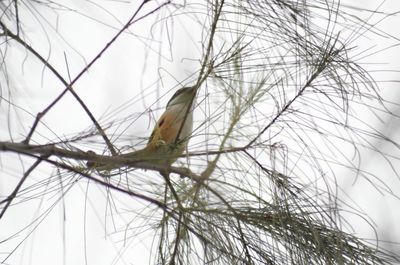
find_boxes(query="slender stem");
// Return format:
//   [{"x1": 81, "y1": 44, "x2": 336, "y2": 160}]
[
  {"x1": 174, "y1": 0, "x2": 225, "y2": 145},
  {"x1": 0, "y1": 0, "x2": 163, "y2": 156},
  {"x1": 0, "y1": 155, "x2": 48, "y2": 219},
  {"x1": 246, "y1": 43, "x2": 340, "y2": 148}
]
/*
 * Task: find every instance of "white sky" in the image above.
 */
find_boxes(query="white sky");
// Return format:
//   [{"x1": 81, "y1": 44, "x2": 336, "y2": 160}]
[{"x1": 1, "y1": 0, "x2": 400, "y2": 264}]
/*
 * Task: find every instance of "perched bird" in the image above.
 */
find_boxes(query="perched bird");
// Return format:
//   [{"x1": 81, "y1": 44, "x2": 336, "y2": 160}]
[{"x1": 87, "y1": 85, "x2": 197, "y2": 169}]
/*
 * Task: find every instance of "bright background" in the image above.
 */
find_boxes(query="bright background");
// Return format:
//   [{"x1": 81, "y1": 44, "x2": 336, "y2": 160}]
[{"x1": 1, "y1": 1, "x2": 400, "y2": 264}]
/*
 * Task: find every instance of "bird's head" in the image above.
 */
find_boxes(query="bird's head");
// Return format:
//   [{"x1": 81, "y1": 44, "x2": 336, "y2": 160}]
[{"x1": 166, "y1": 86, "x2": 197, "y2": 108}]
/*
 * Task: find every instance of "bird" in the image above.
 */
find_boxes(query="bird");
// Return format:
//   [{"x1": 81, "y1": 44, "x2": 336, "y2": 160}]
[{"x1": 87, "y1": 85, "x2": 198, "y2": 170}]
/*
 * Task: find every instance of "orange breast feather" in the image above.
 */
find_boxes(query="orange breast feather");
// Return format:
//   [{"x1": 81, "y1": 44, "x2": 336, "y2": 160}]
[{"x1": 148, "y1": 112, "x2": 181, "y2": 148}]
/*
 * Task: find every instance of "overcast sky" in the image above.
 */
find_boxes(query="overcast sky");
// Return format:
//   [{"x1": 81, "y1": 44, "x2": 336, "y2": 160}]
[{"x1": 1, "y1": 1, "x2": 400, "y2": 264}]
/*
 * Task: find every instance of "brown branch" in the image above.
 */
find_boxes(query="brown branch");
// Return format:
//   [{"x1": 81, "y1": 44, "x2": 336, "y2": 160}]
[
  {"x1": 0, "y1": 139, "x2": 256, "y2": 263},
  {"x1": 0, "y1": 141, "x2": 200, "y2": 180},
  {"x1": 58, "y1": 151, "x2": 250, "y2": 264},
  {"x1": 0, "y1": 143, "x2": 184, "y2": 221},
  {"x1": 46, "y1": 154, "x2": 171, "y2": 212}
]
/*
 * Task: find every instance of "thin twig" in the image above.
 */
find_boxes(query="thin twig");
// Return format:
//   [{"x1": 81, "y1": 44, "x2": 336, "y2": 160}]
[
  {"x1": 0, "y1": 0, "x2": 165, "y2": 156},
  {"x1": 0, "y1": 21, "x2": 117, "y2": 154},
  {"x1": 174, "y1": 0, "x2": 225, "y2": 146},
  {"x1": 0, "y1": 155, "x2": 48, "y2": 219},
  {"x1": 246, "y1": 39, "x2": 341, "y2": 148}
]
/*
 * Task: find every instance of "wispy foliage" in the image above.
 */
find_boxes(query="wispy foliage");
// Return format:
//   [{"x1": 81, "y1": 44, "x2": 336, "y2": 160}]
[{"x1": 1, "y1": 0, "x2": 400, "y2": 264}]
